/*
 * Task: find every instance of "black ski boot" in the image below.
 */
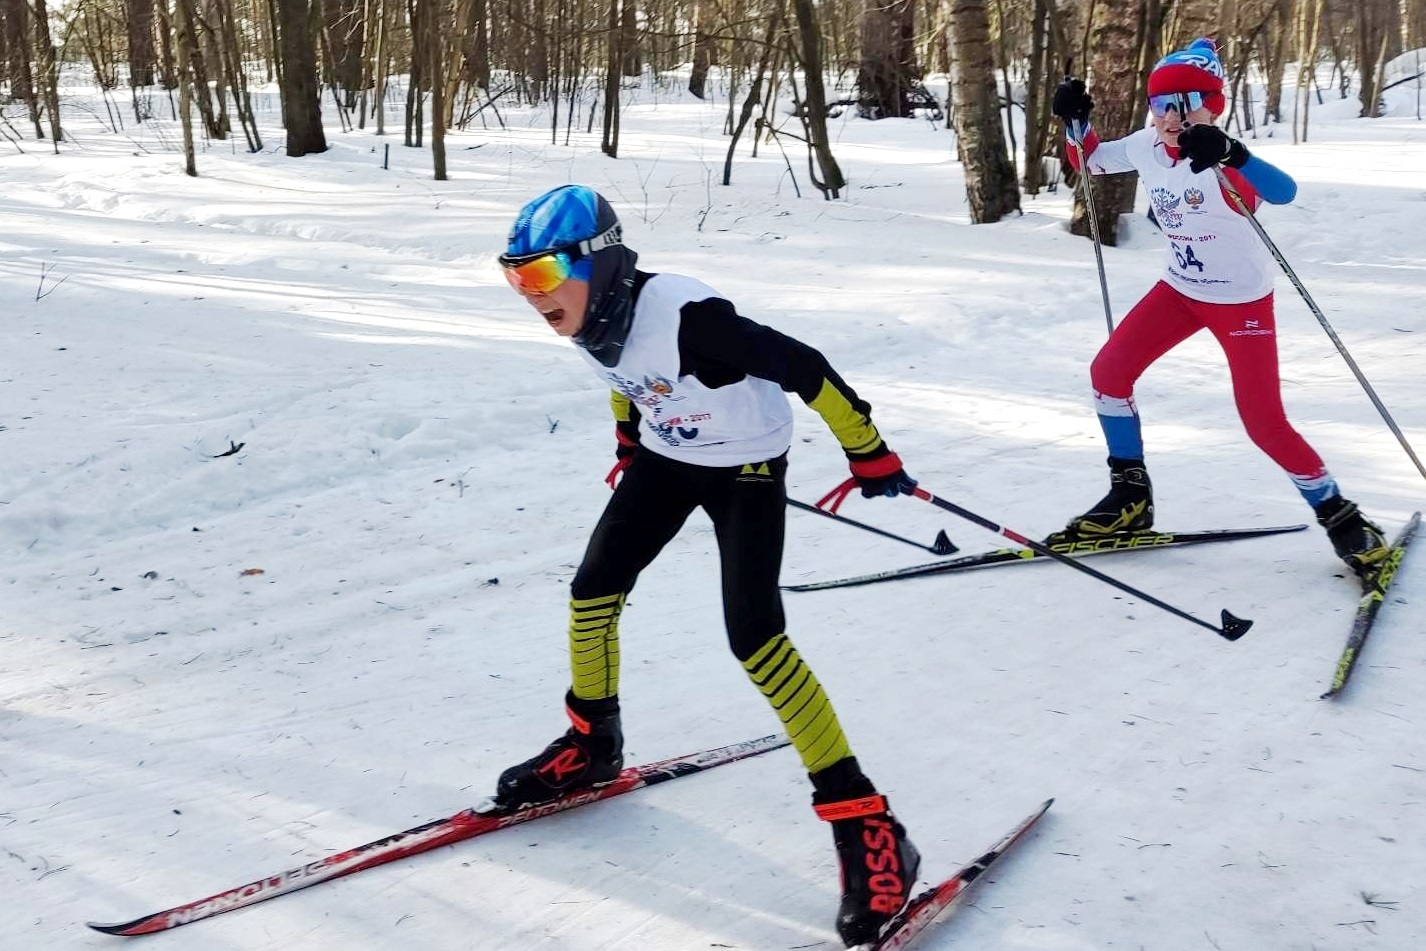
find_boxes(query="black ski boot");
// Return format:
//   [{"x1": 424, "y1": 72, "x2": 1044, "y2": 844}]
[
  {"x1": 812, "y1": 758, "x2": 921, "y2": 948},
  {"x1": 494, "y1": 692, "x2": 624, "y2": 808},
  {"x1": 1065, "y1": 456, "x2": 1154, "y2": 537},
  {"x1": 1314, "y1": 495, "x2": 1390, "y2": 583}
]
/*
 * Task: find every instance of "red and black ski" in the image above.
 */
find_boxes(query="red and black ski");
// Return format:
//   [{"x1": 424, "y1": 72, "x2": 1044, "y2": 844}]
[
  {"x1": 857, "y1": 798, "x2": 1053, "y2": 951},
  {"x1": 89, "y1": 734, "x2": 789, "y2": 937}
]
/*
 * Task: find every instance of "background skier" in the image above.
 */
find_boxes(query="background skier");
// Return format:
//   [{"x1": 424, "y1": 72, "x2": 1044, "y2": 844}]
[{"x1": 1053, "y1": 38, "x2": 1390, "y2": 583}]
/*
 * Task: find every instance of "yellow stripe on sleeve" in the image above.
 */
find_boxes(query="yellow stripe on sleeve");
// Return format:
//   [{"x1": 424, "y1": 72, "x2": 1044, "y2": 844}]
[{"x1": 807, "y1": 378, "x2": 883, "y2": 456}]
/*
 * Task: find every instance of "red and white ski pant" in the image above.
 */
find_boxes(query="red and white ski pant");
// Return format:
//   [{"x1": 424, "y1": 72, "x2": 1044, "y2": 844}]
[{"x1": 1090, "y1": 281, "x2": 1331, "y2": 493}]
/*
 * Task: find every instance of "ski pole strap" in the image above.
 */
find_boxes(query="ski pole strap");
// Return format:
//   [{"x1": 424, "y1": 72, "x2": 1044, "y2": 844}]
[
  {"x1": 814, "y1": 794, "x2": 888, "y2": 821},
  {"x1": 605, "y1": 456, "x2": 631, "y2": 490},
  {"x1": 817, "y1": 477, "x2": 859, "y2": 514}
]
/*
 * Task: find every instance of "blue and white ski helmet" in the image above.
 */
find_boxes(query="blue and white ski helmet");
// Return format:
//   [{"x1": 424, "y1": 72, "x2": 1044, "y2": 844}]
[{"x1": 506, "y1": 185, "x2": 639, "y2": 367}]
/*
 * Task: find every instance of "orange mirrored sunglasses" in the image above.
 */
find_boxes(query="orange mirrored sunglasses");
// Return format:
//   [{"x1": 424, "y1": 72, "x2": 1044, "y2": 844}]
[{"x1": 500, "y1": 250, "x2": 574, "y2": 295}]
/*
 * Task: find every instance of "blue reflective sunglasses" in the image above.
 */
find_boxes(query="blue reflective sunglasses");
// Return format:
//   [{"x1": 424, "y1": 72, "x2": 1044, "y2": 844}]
[{"x1": 1148, "y1": 91, "x2": 1206, "y2": 117}]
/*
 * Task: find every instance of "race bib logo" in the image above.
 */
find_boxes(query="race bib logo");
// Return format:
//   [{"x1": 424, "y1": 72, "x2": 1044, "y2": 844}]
[
  {"x1": 1184, "y1": 187, "x2": 1205, "y2": 208},
  {"x1": 607, "y1": 371, "x2": 683, "y2": 407},
  {"x1": 644, "y1": 375, "x2": 677, "y2": 397},
  {"x1": 1150, "y1": 188, "x2": 1184, "y2": 229}
]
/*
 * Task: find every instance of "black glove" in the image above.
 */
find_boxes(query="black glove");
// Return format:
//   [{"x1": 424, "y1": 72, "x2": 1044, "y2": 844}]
[
  {"x1": 848, "y1": 450, "x2": 917, "y2": 499},
  {"x1": 1178, "y1": 123, "x2": 1250, "y2": 174},
  {"x1": 1052, "y1": 79, "x2": 1093, "y2": 126}
]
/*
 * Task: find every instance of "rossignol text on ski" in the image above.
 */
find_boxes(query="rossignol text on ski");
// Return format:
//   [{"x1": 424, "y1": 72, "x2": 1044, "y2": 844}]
[
  {"x1": 89, "y1": 734, "x2": 788, "y2": 937},
  {"x1": 855, "y1": 799, "x2": 1053, "y2": 950}
]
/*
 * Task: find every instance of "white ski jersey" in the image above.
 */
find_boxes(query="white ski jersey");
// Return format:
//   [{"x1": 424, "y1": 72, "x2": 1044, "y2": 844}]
[
  {"x1": 1084, "y1": 127, "x2": 1273, "y2": 304},
  {"x1": 577, "y1": 273, "x2": 794, "y2": 466}
]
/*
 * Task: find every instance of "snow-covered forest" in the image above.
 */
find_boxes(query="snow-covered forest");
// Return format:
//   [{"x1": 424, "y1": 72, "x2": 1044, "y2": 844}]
[{"x1": 4, "y1": 28, "x2": 1426, "y2": 951}]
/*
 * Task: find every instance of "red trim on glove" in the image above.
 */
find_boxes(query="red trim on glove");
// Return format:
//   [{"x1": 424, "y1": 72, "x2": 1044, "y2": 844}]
[
  {"x1": 849, "y1": 451, "x2": 905, "y2": 479},
  {"x1": 615, "y1": 428, "x2": 638, "y2": 448}
]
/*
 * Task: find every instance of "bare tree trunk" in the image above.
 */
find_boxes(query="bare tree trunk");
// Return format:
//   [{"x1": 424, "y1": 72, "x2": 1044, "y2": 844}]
[
  {"x1": 326, "y1": 0, "x2": 364, "y2": 105},
  {"x1": 1071, "y1": 0, "x2": 1137, "y2": 245},
  {"x1": 275, "y1": 0, "x2": 328, "y2": 155},
  {"x1": 373, "y1": 0, "x2": 388, "y2": 134},
  {"x1": 164, "y1": 0, "x2": 198, "y2": 174},
  {"x1": 620, "y1": 0, "x2": 640, "y2": 76},
  {"x1": 858, "y1": 0, "x2": 916, "y2": 118},
  {"x1": 1294, "y1": 0, "x2": 1323, "y2": 143},
  {"x1": 601, "y1": 0, "x2": 621, "y2": 156},
  {"x1": 1260, "y1": 1, "x2": 1287, "y2": 125},
  {"x1": 1021, "y1": 0, "x2": 1049, "y2": 194},
  {"x1": 428, "y1": 0, "x2": 447, "y2": 179},
  {"x1": 2, "y1": 0, "x2": 43, "y2": 137},
  {"x1": 175, "y1": 0, "x2": 226, "y2": 138},
  {"x1": 788, "y1": 0, "x2": 846, "y2": 196},
  {"x1": 32, "y1": 0, "x2": 61, "y2": 148},
  {"x1": 216, "y1": 0, "x2": 262, "y2": 150},
  {"x1": 689, "y1": 0, "x2": 715, "y2": 99},
  {"x1": 949, "y1": 0, "x2": 1019, "y2": 221},
  {"x1": 128, "y1": 0, "x2": 157, "y2": 86},
  {"x1": 461, "y1": 0, "x2": 489, "y2": 91},
  {"x1": 1357, "y1": 0, "x2": 1393, "y2": 117},
  {"x1": 724, "y1": 1, "x2": 780, "y2": 184},
  {"x1": 1166, "y1": 0, "x2": 1221, "y2": 46}
]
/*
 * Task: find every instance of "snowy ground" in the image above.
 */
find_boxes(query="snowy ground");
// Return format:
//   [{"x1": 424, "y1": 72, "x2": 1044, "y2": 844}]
[{"x1": 3, "y1": 74, "x2": 1425, "y2": 950}]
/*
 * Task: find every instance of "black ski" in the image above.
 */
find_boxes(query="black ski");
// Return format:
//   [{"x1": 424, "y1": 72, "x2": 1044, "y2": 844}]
[
  {"x1": 857, "y1": 799, "x2": 1053, "y2": 951},
  {"x1": 785, "y1": 524, "x2": 1307, "y2": 592},
  {"x1": 1321, "y1": 511, "x2": 1420, "y2": 699},
  {"x1": 89, "y1": 734, "x2": 789, "y2": 937}
]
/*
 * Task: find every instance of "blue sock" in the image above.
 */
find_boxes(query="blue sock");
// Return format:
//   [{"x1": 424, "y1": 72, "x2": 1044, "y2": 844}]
[
  {"x1": 1094, "y1": 392, "x2": 1143, "y2": 460},
  {"x1": 1292, "y1": 471, "x2": 1339, "y2": 508}
]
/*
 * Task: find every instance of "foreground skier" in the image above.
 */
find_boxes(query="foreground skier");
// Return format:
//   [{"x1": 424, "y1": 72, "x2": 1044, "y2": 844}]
[
  {"x1": 496, "y1": 184, "x2": 919, "y2": 946},
  {"x1": 1053, "y1": 38, "x2": 1389, "y2": 582}
]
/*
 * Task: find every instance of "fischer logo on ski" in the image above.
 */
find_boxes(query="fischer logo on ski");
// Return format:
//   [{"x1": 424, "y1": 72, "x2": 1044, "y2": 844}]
[
  {"x1": 786, "y1": 525, "x2": 1307, "y2": 592},
  {"x1": 1321, "y1": 511, "x2": 1420, "y2": 699}
]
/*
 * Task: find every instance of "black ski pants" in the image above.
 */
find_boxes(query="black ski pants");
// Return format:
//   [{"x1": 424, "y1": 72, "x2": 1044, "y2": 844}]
[{"x1": 571, "y1": 447, "x2": 788, "y2": 662}]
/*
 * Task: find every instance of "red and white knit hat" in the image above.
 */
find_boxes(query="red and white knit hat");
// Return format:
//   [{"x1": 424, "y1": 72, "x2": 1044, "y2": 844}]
[{"x1": 1147, "y1": 37, "x2": 1227, "y2": 115}]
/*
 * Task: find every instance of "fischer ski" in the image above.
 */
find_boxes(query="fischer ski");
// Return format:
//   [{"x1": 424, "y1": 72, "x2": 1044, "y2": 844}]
[
  {"x1": 857, "y1": 798, "x2": 1054, "y2": 951},
  {"x1": 785, "y1": 525, "x2": 1307, "y2": 592},
  {"x1": 89, "y1": 734, "x2": 789, "y2": 937},
  {"x1": 1321, "y1": 511, "x2": 1420, "y2": 700}
]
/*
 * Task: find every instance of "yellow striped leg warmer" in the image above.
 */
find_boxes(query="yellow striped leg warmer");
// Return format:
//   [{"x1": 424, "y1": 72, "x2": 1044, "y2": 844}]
[
  {"x1": 569, "y1": 593, "x2": 625, "y2": 701},
  {"x1": 742, "y1": 634, "x2": 853, "y2": 774}
]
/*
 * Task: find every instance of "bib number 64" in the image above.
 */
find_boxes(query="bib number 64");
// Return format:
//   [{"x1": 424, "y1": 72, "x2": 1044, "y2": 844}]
[{"x1": 1172, "y1": 241, "x2": 1206, "y2": 272}]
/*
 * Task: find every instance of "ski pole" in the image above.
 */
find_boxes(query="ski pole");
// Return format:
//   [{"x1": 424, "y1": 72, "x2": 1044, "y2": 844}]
[
  {"x1": 1069, "y1": 122, "x2": 1115, "y2": 337},
  {"x1": 908, "y1": 486, "x2": 1253, "y2": 641},
  {"x1": 788, "y1": 497, "x2": 959, "y2": 556},
  {"x1": 1214, "y1": 167, "x2": 1426, "y2": 483},
  {"x1": 1063, "y1": 62, "x2": 1115, "y2": 337}
]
